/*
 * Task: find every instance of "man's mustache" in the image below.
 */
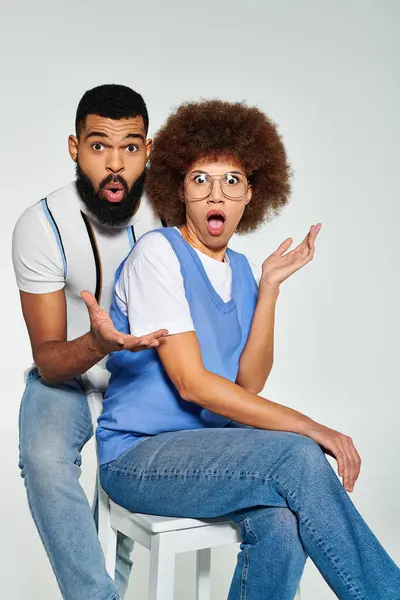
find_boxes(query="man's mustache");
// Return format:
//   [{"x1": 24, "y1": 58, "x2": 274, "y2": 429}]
[{"x1": 99, "y1": 174, "x2": 129, "y2": 191}]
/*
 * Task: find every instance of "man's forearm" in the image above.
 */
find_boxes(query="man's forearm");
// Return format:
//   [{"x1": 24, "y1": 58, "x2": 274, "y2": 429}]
[
  {"x1": 34, "y1": 331, "x2": 106, "y2": 384},
  {"x1": 236, "y1": 284, "x2": 279, "y2": 393}
]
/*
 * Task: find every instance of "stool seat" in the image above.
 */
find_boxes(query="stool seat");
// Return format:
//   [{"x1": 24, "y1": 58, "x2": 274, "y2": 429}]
[{"x1": 110, "y1": 501, "x2": 231, "y2": 534}]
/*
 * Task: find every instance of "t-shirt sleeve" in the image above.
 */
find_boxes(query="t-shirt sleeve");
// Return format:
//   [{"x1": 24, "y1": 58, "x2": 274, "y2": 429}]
[
  {"x1": 12, "y1": 203, "x2": 65, "y2": 294},
  {"x1": 116, "y1": 232, "x2": 195, "y2": 337},
  {"x1": 248, "y1": 258, "x2": 262, "y2": 286}
]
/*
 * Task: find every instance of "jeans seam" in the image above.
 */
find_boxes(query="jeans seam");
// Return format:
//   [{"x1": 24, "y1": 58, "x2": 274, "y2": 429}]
[
  {"x1": 238, "y1": 510, "x2": 259, "y2": 546},
  {"x1": 237, "y1": 511, "x2": 259, "y2": 600},
  {"x1": 105, "y1": 464, "x2": 277, "y2": 478},
  {"x1": 240, "y1": 547, "x2": 249, "y2": 600}
]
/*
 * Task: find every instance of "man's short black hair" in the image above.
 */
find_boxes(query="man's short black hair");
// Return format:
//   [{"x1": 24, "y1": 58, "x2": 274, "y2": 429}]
[{"x1": 75, "y1": 84, "x2": 149, "y2": 136}]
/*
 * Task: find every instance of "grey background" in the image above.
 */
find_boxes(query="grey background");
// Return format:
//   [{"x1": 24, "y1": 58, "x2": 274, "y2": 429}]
[{"x1": 1, "y1": 1, "x2": 399, "y2": 598}]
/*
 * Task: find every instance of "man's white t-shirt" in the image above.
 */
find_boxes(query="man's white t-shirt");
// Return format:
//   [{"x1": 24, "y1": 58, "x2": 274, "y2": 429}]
[
  {"x1": 12, "y1": 181, "x2": 161, "y2": 388},
  {"x1": 115, "y1": 230, "x2": 261, "y2": 338}
]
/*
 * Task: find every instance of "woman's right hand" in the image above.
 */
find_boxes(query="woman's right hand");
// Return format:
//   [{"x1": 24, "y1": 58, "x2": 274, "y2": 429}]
[{"x1": 301, "y1": 421, "x2": 361, "y2": 493}]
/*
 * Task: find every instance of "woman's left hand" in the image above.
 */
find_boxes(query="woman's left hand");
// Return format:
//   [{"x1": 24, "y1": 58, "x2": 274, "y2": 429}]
[{"x1": 260, "y1": 223, "x2": 322, "y2": 287}]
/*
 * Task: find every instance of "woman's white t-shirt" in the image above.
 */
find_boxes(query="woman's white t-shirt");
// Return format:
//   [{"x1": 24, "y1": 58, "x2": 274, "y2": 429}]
[{"x1": 115, "y1": 229, "x2": 261, "y2": 337}]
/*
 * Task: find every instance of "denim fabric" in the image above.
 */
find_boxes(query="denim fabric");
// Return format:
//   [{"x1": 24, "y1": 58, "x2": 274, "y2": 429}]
[
  {"x1": 18, "y1": 368, "x2": 133, "y2": 600},
  {"x1": 100, "y1": 425, "x2": 400, "y2": 600}
]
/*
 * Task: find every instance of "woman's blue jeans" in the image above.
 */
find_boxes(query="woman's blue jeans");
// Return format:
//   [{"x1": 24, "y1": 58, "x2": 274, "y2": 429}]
[{"x1": 100, "y1": 425, "x2": 400, "y2": 600}]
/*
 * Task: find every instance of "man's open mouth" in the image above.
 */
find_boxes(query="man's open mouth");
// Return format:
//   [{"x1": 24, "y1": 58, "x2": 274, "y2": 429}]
[
  {"x1": 206, "y1": 210, "x2": 226, "y2": 236},
  {"x1": 103, "y1": 182, "x2": 125, "y2": 203}
]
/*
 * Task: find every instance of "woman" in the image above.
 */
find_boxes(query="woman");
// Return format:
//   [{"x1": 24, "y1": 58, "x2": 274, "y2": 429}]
[{"x1": 97, "y1": 100, "x2": 400, "y2": 599}]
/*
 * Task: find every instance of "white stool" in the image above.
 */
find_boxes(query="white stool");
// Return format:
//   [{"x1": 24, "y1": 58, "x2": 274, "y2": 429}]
[{"x1": 88, "y1": 390, "x2": 302, "y2": 600}]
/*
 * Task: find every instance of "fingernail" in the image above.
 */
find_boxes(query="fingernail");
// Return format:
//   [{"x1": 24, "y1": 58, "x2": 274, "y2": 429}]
[{"x1": 140, "y1": 341, "x2": 146, "y2": 346}]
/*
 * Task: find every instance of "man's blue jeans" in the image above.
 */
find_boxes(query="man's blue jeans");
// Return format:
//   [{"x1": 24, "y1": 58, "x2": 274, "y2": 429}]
[
  {"x1": 100, "y1": 425, "x2": 400, "y2": 600},
  {"x1": 18, "y1": 368, "x2": 133, "y2": 600}
]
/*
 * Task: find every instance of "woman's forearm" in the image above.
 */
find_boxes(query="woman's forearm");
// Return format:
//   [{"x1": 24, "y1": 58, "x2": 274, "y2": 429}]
[
  {"x1": 180, "y1": 367, "x2": 313, "y2": 435},
  {"x1": 236, "y1": 283, "x2": 280, "y2": 393},
  {"x1": 157, "y1": 332, "x2": 314, "y2": 436}
]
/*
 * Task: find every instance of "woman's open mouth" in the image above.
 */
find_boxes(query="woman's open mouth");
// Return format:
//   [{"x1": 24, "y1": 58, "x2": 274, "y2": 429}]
[{"x1": 206, "y1": 210, "x2": 226, "y2": 236}]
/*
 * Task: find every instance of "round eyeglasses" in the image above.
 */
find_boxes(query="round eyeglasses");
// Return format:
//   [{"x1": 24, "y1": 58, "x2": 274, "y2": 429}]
[{"x1": 184, "y1": 171, "x2": 249, "y2": 201}]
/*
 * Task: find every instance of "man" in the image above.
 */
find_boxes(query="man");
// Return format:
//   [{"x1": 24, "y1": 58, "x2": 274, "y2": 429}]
[{"x1": 12, "y1": 84, "x2": 167, "y2": 600}]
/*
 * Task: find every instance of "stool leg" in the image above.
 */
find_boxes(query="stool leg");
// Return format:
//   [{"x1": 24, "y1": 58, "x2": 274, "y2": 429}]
[
  {"x1": 97, "y1": 483, "x2": 117, "y2": 579},
  {"x1": 196, "y1": 548, "x2": 211, "y2": 600},
  {"x1": 149, "y1": 533, "x2": 176, "y2": 600}
]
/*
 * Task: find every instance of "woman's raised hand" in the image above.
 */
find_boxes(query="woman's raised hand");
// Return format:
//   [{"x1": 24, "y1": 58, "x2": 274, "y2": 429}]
[{"x1": 261, "y1": 223, "x2": 322, "y2": 287}]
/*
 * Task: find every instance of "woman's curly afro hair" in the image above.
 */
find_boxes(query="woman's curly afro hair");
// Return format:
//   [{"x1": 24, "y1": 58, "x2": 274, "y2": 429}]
[{"x1": 145, "y1": 99, "x2": 292, "y2": 233}]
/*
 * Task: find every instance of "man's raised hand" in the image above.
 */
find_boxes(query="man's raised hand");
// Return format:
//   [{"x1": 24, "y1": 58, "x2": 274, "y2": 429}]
[{"x1": 81, "y1": 290, "x2": 168, "y2": 354}]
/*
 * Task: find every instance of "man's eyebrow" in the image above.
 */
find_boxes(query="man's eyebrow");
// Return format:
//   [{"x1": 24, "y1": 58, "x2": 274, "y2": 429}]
[
  {"x1": 84, "y1": 131, "x2": 145, "y2": 142},
  {"x1": 122, "y1": 133, "x2": 145, "y2": 142},
  {"x1": 85, "y1": 131, "x2": 109, "y2": 140}
]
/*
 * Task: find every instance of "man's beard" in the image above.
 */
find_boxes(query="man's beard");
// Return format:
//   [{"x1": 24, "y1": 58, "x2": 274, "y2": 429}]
[{"x1": 75, "y1": 164, "x2": 145, "y2": 227}]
